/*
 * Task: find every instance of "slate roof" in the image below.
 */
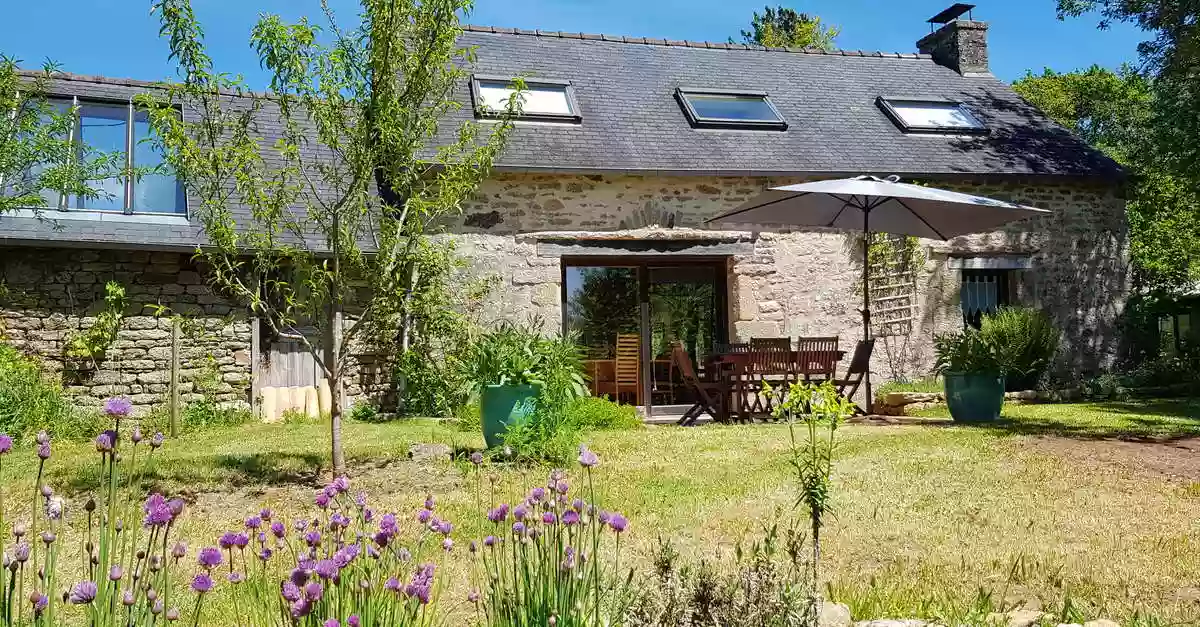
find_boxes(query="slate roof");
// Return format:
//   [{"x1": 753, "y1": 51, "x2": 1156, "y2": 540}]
[
  {"x1": 1, "y1": 27, "x2": 1121, "y2": 251},
  {"x1": 454, "y1": 27, "x2": 1120, "y2": 178}
]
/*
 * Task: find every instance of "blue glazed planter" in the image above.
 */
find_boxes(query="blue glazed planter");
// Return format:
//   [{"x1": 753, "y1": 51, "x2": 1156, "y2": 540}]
[
  {"x1": 480, "y1": 383, "x2": 541, "y2": 449},
  {"x1": 944, "y1": 372, "x2": 1005, "y2": 422}
]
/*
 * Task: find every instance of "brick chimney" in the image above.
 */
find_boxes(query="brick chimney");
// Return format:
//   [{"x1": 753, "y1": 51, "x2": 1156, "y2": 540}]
[{"x1": 917, "y1": 4, "x2": 989, "y2": 76}]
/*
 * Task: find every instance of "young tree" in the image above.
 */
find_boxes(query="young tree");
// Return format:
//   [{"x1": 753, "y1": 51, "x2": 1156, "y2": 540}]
[
  {"x1": 141, "y1": 0, "x2": 518, "y2": 476},
  {"x1": 1014, "y1": 65, "x2": 1200, "y2": 292},
  {"x1": 736, "y1": 5, "x2": 840, "y2": 50},
  {"x1": 0, "y1": 57, "x2": 127, "y2": 218}
]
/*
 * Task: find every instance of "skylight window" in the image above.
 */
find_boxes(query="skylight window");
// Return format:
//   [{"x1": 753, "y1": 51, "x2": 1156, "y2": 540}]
[
  {"x1": 471, "y1": 76, "x2": 581, "y2": 123},
  {"x1": 877, "y1": 97, "x2": 987, "y2": 134},
  {"x1": 676, "y1": 89, "x2": 787, "y2": 130}
]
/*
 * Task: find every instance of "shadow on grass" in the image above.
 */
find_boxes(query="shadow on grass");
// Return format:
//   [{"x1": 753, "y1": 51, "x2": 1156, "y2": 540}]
[
  {"x1": 51, "y1": 451, "x2": 329, "y2": 495},
  {"x1": 948, "y1": 400, "x2": 1200, "y2": 443}
]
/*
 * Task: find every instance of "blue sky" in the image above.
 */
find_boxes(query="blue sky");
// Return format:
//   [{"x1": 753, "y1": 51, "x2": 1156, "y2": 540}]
[{"x1": 2, "y1": 1, "x2": 1146, "y2": 85}]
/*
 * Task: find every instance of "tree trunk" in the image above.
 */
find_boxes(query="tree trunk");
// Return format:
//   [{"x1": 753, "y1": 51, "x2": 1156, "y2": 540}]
[{"x1": 325, "y1": 300, "x2": 346, "y2": 478}]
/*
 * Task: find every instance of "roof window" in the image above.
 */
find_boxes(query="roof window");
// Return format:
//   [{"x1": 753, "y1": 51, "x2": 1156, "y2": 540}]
[
  {"x1": 676, "y1": 89, "x2": 787, "y2": 130},
  {"x1": 471, "y1": 76, "x2": 581, "y2": 123},
  {"x1": 877, "y1": 97, "x2": 987, "y2": 133}
]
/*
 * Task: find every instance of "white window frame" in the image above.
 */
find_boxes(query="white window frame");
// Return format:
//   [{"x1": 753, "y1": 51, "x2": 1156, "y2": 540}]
[
  {"x1": 876, "y1": 96, "x2": 988, "y2": 135},
  {"x1": 470, "y1": 75, "x2": 582, "y2": 123}
]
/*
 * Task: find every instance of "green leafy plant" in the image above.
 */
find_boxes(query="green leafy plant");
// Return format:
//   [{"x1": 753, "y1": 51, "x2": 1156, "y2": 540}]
[
  {"x1": 768, "y1": 380, "x2": 857, "y2": 626},
  {"x1": 978, "y1": 307, "x2": 1061, "y2": 386},
  {"x1": 65, "y1": 281, "x2": 127, "y2": 365},
  {"x1": 933, "y1": 329, "x2": 1001, "y2": 376},
  {"x1": 350, "y1": 401, "x2": 380, "y2": 423},
  {"x1": 563, "y1": 396, "x2": 643, "y2": 431},
  {"x1": 0, "y1": 344, "x2": 86, "y2": 440}
]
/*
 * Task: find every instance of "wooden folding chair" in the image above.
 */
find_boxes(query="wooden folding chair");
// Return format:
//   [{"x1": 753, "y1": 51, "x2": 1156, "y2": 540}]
[
  {"x1": 672, "y1": 341, "x2": 730, "y2": 426},
  {"x1": 615, "y1": 334, "x2": 641, "y2": 406},
  {"x1": 835, "y1": 339, "x2": 875, "y2": 415},
  {"x1": 796, "y1": 336, "x2": 840, "y2": 382}
]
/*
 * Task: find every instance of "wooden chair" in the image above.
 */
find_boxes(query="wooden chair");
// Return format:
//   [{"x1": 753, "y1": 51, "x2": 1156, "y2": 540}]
[
  {"x1": 796, "y1": 336, "x2": 840, "y2": 382},
  {"x1": 714, "y1": 341, "x2": 750, "y2": 354},
  {"x1": 835, "y1": 339, "x2": 875, "y2": 415},
  {"x1": 750, "y1": 337, "x2": 791, "y2": 351},
  {"x1": 614, "y1": 334, "x2": 641, "y2": 405},
  {"x1": 671, "y1": 341, "x2": 730, "y2": 426}
]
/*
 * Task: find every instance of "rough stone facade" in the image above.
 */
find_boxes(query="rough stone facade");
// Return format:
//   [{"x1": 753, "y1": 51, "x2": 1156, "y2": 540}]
[
  {"x1": 0, "y1": 248, "x2": 252, "y2": 409},
  {"x1": 456, "y1": 172, "x2": 1128, "y2": 384},
  {"x1": 0, "y1": 171, "x2": 1127, "y2": 411}
]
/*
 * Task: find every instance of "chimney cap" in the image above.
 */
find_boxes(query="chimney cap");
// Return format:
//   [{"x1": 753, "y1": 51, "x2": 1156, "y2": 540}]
[{"x1": 928, "y1": 3, "x2": 976, "y2": 25}]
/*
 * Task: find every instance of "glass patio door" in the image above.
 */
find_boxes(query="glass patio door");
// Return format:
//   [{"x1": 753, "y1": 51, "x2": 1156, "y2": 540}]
[{"x1": 563, "y1": 259, "x2": 726, "y2": 415}]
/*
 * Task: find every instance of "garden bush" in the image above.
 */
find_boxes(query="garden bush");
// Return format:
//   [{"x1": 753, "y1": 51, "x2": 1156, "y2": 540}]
[
  {"x1": 562, "y1": 396, "x2": 642, "y2": 431},
  {"x1": 0, "y1": 343, "x2": 98, "y2": 441},
  {"x1": 874, "y1": 377, "x2": 942, "y2": 399},
  {"x1": 978, "y1": 307, "x2": 1061, "y2": 390}
]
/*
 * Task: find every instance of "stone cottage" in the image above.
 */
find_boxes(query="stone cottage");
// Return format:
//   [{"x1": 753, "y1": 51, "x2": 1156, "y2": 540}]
[{"x1": 0, "y1": 7, "x2": 1126, "y2": 414}]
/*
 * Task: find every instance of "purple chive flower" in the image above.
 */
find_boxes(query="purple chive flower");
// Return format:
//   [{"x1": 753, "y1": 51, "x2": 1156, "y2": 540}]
[
  {"x1": 314, "y1": 491, "x2": 331, "y2": 509},
  {"x1": 168, "y1": 499, "x2": 185, "y2": 518},
  {"x1": 578, "y1": 445, "x2": 600, "y2": 468},
  {"x1": 484, "y1": 535, "x2": 497, "y2": 547},
  {"x1": 37, "y1": 442, "x2": 50, "y2": 460},
  {"x1": 424, "y1": 494, "x2": 435, "y2": 510},
  {"x1": 324, "y1": 620, "x2": 340, "y2": 627},
  {"x1": 512, "y1": 522, "x2": 526, "y2": 536},
  {"x1": 468, "y1": 588, "x2": 481, "y2": 603},
  {"x1": 304, "y1": 530, "x2": 321, "y2": 547},
  {"x1": 35, "y1": 430, "x2": 49, "y2": 444},
  {"x1": 271, "y1": 521, "x2": 286, "y2": 538},
  {"x1": 348, "y1": 616, "x2": 361, "y2": 627},
  {"x1": 219, "y1": 532, "x2": 238, "y2": 549},
  {"x1": 105, "y1": 396, "x2": 133, "y2": 417},
  {"x1": 233, "y1": 533, "x2": 249, "y2": 548},
  {"x1": 108, "y1": 565, "x2": 124, "y2": 581},
  {"x1": 197, "y1": 547, "x2": 223, "y2": 569},
  {"x1": 68, "y1": 581, "x2": 98, "y2": 604},
  {"x1": 404, "y1": 564, "x2": 436, "y2": 605},
  {"x1": 556, "y1": 480, "x2": 569, "y2": 494},
  {"x1": 41, "y1": 531, "x2": 56, "y2": 545},
  {"x1": 30, "y1": 592, "x2": 48, "y2": 614},
  {"x1": 608, "y1": 513, "x2": 628, "y2": 533},
  {"x1": 191, "y1": 573, "x2": 213, "y2": 594},
  {"x1": 143, "y1": 494, "x2": 173, "y2": 528},
  {"x1": 380, "y1": 513, "x2": 398, "y2": 536},
  {"x1": 384, "y1": 577, "x2": 400, "y2": 592},
  {"x1": 487, "y1": 504, "x2": 510, "y2": 523},
  {"x1": 437, "y1": 520, "x2": 453, "y2": 536},
  {"x1": 14, "y1": 543, "x2": 30, "y2": 563},
  {"x1": 150, "y1": 432, "x2": 164, "y2": 449},
  {"x1": 397, "y1": 548, "x2": 412, "y2": 562},
  {"x1": 598, "y1": 511, "x2": 611, "y2": 525},
  {"x1": 227, "y1": 572, "x2": 244, "y2": 584},
  {"x1": 45, "y1": 498, "x2": 63, "y2": 521},
  {"x1": 355, "y1": 492, "x2": 367, "y2": 508},
  {"x1": 417, "y1": 509, "x2": 432, "y2": 524},
  {"x1": 131, "y1": 427, "x2": 143, "y2": 444},
  {"x1": 572, "y1": 498, "x2": 585, "y2": 512},
  {"x1": 290, "y1": 598, "x2": 312, "y2": 619},
  {"x1": 562, "y1": 510, "x2": 580, "y2": 526},
  {"x1": 513, "y1": 506, "x2": 528, "y2": 521},
  {"x1": 442, "y1": 538, "x2": 453, "y2": 552},
  {"x1": 245, "y1": 516, "x2": 262, "y2": 530},
  {"x1": 0, "y1": 434, "x2": 12, "y2": 454},
  {"x1": 543, "y1": 512, "x2": 558, "y2": 525},
  {"x1": 281, "y1": 581, "x2": 302, "y2": 602},
  {"x1": 315, "y1": 560, "x2": 338, "y2": 580},
  {"x1": 304, "y1": 581, "x2": 324, "y2": 601},
  {"x1": 333, "y1": 476, "x2": 350, "y2": 493},
  {"x1": 530, "y1": 488, "x2": 546, "y2": 502},
  {"x1": 259, "y1": 508, "x2": 273, "y2": 521},
  {"x1": 171, "y1": 542, "x2": 188, "y2": 559},
  {"x1": 92, "y1": 430, "x2": 114, "y2": 454},
  {"x1": 122, "y1": 589, "x2": 136, "y2": 606},
  {"x1": 470, "y1": 451, "x2": 484, "y2": 466},
  {"x1": 259, "y1": 548, "x2": 273, "y2": 561}
]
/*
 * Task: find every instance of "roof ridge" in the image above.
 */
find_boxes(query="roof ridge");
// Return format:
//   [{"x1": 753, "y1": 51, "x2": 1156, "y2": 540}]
[{"x1": 462, "y1": 24, "x2": 932, "y2": 60}]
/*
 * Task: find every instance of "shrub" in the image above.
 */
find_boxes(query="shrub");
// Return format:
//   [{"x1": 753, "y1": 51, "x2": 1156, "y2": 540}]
[
  {"x1": 979, "y1": 307, "x2": 1061, "y2": 389},
  {"x1": 563, "y1": 396, "x2": 642, "y2": 431},
  {"x1": 468, "y1": 446, "x2": 631, "y2": 626},
  {"x1": 350, "y1": 400, "x2": 380, "y2": 423},
  {"x1": 0, "y1": 343, "x2": 83, "y2": 440},
  {"x1": 624, "y1": 525, "x2": 811, "y2": 627}
]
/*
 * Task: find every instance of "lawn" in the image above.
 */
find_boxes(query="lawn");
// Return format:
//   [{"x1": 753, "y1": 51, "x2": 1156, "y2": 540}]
[{"x1": 4, "y1": 401, "x2": 1200, "y2": 624}]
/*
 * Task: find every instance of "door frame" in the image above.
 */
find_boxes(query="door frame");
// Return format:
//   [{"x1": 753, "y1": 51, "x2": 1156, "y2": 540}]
[{"x1": 559, "y1": 255, "x2": 731, "y2": 416}]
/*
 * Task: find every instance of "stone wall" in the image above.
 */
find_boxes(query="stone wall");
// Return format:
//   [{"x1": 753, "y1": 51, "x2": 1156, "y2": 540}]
[
  {"x1": 456, "y1": 172, "x2": 1129, "y2": 383},
  {"x1": 0, "y1": 247, "x2": 251, "y2": 411}
]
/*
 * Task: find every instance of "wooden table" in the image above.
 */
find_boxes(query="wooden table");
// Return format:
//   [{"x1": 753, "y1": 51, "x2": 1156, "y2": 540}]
[{"x1": 708, "y1": 350, "x2": 846, "y2": 421}]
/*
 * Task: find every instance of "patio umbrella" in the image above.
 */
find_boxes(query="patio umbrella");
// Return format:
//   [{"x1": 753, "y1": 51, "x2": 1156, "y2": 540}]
[{"x1": 706, "y1": 175, "x2": 1050, "y2": 411}]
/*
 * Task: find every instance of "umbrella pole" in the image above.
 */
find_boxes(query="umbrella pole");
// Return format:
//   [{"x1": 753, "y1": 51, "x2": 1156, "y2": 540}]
[{"x1": 862, "y1": 210, "x2": 873, "y2": 414}]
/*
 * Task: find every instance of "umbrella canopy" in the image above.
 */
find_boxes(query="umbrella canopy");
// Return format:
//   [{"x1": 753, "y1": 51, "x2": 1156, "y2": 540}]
[
  {"x1": 707, "y1": 175, "x2": 1050, "y2": 239},
  {"x1": 706, "y1": 175, "x2": 1050, "y2": 414}
]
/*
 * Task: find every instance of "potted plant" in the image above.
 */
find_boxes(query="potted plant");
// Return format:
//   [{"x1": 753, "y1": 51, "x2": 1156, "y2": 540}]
[
  {"x1": 458, "y1": 321, "x2": 588, "y2": 448},
  {"x1": 933, "y1": 328, "x2": 1005, "y2": 422}
]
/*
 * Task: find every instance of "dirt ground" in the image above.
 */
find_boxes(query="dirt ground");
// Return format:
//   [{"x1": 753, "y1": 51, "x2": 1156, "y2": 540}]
[{"x1": 1025, "y1": 434, "x2": 1200, "y2": 483}]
